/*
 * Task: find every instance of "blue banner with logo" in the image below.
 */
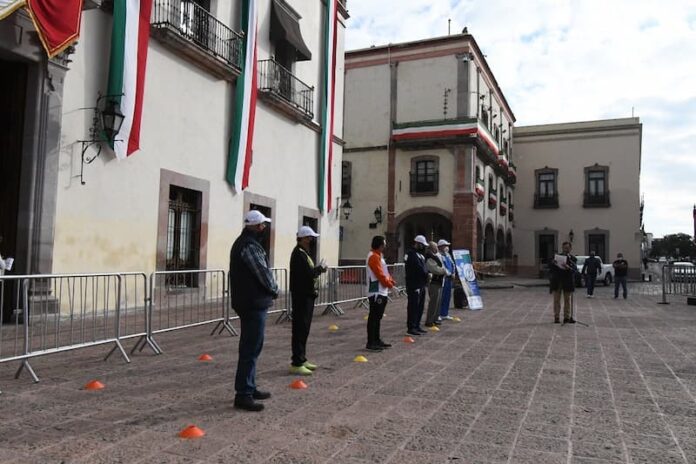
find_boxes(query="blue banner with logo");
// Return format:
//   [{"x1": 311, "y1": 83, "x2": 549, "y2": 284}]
[{"x1": 452, "y1": 249, "x2": 483, "y2": 310}]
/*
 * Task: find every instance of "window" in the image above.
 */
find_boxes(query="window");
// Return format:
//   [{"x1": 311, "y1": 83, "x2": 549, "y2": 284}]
[
  {"x1": 410, "y1": 157, "x2": 438, "y2": 195},
  {"x1": 341, "y1": 161, "x2": 352, "y2": 198},
  {"x1": 475, "y1": 166, "x2": 481, "y2": 181},
  {"x1": 584, "y1": 165, "x2": 610, "y2": 207},
  {"x1": 481, "y1": 104, "x2": 489, "y2": 128},
  {"x1": 534, "y1": 169, "x2": 558, "y2": 208},
  {"x1": 166, "y1": 186, "x2": 201, "y2": 272},
  {"x1": 180, "y1": 0, "x2": 211, "y2": 47}
]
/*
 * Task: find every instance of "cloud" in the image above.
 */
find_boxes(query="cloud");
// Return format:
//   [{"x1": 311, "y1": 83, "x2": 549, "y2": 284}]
[{"x1": 345, "y1": 0, "x2": 696, "y2": 237}]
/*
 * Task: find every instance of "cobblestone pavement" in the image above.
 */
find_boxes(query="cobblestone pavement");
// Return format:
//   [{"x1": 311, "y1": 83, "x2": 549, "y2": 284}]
[{"x1": 1, "y1": 285, "x2": 695, "y2": 463}]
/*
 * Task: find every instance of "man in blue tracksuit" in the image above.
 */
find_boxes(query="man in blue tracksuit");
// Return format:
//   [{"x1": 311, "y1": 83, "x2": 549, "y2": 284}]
[
  {"x1": 438, "y1": 239, "x2": 455, "y2": 320},
  {"x1": 404, "y1": 235, "x2": 430, "y2": 336}
]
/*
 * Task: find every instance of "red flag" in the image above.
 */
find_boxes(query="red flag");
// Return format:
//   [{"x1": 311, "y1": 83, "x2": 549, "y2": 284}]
[{"x1": 26, "y1": 0, "x2": 83, "y2": 58}]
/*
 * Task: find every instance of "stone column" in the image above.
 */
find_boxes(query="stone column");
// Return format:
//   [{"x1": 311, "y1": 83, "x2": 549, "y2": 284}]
[{"x1": 452, "y1": 146, "x2": 478, "y2": 259}]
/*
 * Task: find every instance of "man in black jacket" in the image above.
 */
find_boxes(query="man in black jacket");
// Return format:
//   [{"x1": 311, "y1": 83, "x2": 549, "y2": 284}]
[
  {"x1": 404, "y1": 235, "x2": 430, "y2": 336},
  {"x1": 613, "y1": 253, "x2": 629, "y2": 299},
  {"x1": 230, "y1": 210, "x2": 279, "y2": 412},
  {"x1": 581, "y1": 251, "x2": 601, "y2": 298},
  {"x1": 289, "y1": 226, "x2": 327, "y2": 376},
  {"x1": 549, "y1": 241, "x2": 577, "y2": 324}
]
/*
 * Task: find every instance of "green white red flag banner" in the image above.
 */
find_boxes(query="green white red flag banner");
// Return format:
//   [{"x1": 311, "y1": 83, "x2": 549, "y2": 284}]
[
  {"x1": 226, "y1": 0, "x2": 258, "y2": 191},
  {"x1": 318, "y1": 0, "x2": 339, "y2": 213},
  {"x1": 106, "y1": 0, "x2": 153, "y2": 159}
]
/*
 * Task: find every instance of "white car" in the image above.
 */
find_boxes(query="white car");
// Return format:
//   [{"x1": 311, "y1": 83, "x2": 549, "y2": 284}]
[{"x1": 575, "y1": 256, "x2": 614, "y2": 286}]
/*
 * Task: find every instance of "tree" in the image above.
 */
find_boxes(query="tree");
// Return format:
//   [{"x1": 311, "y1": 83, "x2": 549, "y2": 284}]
[{"x1": 649, "y1": 234, "x2": 696, "y2": 259}]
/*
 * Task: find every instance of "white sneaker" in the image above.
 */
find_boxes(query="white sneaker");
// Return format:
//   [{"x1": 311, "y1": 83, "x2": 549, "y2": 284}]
[
  {"x1": 442, "y1": 316, "x2": 454, "y2": 320},
  {"x1": 437, "y1": 316, "x2": 442, "y2": 322}
]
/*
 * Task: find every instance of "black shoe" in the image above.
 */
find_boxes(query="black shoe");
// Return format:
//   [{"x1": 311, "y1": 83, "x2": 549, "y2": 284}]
[
  {"x1": 365, "y1": 344, "x2": 384, "y2": 352},
  {"x1": 252, "y1": 389, "x2": 271, "y2": 400},
  {"x1": 378, "y1": 341, "x2": 392, "y2": 348},
  {"x1": 234, "y1": 396, "x2": 265, "y2": 412},
  {"x1": 563, "y1": 318, "x2": 576, "y2": 324},
  {"x1": 433, "y1": 320, "x2": 442, "y2": 326},
  {"x1": 424, "y1": 323, "x2": 434, "y2": 328},
  {"x1": 406, "y1": 330, "x2": 422, "y2": 336},
  {"x1": 416, "y1": 328, "x2": 428, "y2": 334},
  {"x1": 554, "y1": 318, "x2": 560, "y2": 324}
]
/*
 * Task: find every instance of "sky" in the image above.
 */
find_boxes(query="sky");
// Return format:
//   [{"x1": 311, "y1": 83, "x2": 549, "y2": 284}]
[{"x1": 345, "y1": 0, "x2": 696, "y2": 238}]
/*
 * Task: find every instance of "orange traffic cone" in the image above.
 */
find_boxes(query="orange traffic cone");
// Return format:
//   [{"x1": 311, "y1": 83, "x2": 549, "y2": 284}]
[
  {"x1": 178, "y1": 425, "x2": 205, "y2": 439},
  {"x1": 403, "y1": 336, "x2": 415, "y2": 343},
  {"x1": 198, "y1": 354, "x2": 213, "y2": 361},
  {"x1": 289, "y1": 379, "x2": 308, "y2": 389},
  {"x1": 83, "y1": 380, "x2": 105, "y2": 391}
]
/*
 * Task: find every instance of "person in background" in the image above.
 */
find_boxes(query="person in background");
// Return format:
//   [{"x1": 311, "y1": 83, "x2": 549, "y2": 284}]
[
  {"x1": 289, "y1": 226, "x2": 327, "y2": 376},
  {"x1": 437, "y1": 239, "x2": 455, "y2": 320},
  {"x1": 365, "y1": 235, "x2": 395, "y2": 351},
  {"x1": 229, "y1": 210, "x2": 279, "y2": 412},
  {"x1": 404, "y1": 235, "x2": 429, "y2": 337},
  {"x1": 425, "y1": 241, "x2": 450, "y2": 328},
  {"x1": 613, "y1": 253, "x2": 629, "y2": 299},
  {"x1": 581, "y1": 250, "x2": 601, "y2": 298},
  {"x1": 549, "y1": 241, "x2": 577, "y2": 324}
]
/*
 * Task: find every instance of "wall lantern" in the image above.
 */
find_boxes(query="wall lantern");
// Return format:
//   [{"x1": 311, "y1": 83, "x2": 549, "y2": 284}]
[
  {"x1": 568, "y1": 229, "x2": 575, "y2": 243},
  {"x1": 369, "y1": 206, "x2": 383, "y2": 229},
  {"x1": 78, "y1": 94, "x2": 125, "y2": 185},
  {"x1": 340, "y1": 199, "x2": 353, "y2": 220}
]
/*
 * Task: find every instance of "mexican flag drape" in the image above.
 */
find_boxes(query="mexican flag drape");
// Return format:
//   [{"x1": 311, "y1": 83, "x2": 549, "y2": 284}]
[
  {"x1": 226, "y1": 0, "x2": 258, "y2": 192},
  {"x1": 1, "y1": 0, "x2": 83, "y2": 58},
  {"x1": 318, "y1": 0, "x2": 339, "y2": 213},
  {"x1": 106, "y1": 0, "x2": 153, "y2": 159}
]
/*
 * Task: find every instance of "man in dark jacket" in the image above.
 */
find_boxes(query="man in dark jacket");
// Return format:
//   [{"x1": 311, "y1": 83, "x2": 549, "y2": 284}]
[
  {"x1": 549, "y1": 241, "x2": 577, "y2": 324},
  {"x1": 581, "y1": 251, "x2": 601, "y2": 298},
  {"x1": 404, "y1": 235, "x2": 430, "y2": 336},
  {"x1": 289, "y1": 226, "x2": 327, "y2": 376},
  {"x1": 613, "y1": 253, "x2": 629, "y2": 299},
  {"x1": 230, "y1": 210, "x2": 279, "y2": 412}
]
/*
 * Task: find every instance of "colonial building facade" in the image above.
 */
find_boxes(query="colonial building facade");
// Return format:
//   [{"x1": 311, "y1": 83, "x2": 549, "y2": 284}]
[
  {"x1": 0, "y1": 1, "x2": 348, "y2": 321},
  {"x1": 340, "y1": 34, "x2": 516, "y2": 264},
  {"x1": 341, "y1": 34, "x2": 643, "y2": 278}
]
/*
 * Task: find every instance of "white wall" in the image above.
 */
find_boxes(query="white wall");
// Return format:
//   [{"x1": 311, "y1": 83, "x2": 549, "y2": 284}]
[{"x1": 397, "y1": 56, "x2": 457, "y2": 122}]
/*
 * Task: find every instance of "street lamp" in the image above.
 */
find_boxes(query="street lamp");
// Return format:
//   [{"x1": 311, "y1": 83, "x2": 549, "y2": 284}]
[{"x1": 341, "y1": 199, "x2": 352, "y2": 220}]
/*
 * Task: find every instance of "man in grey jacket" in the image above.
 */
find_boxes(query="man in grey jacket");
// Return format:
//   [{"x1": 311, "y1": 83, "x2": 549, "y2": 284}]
[{"x1": 424, "y1": 241, "x2": 450, "y2": 327}]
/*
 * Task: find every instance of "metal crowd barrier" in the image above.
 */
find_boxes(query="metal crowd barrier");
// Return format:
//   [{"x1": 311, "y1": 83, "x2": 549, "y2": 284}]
[
  {"x1": 659, "y1": 263, "x2": 696, "y2": 304},
  {"x1": 139, "y1": 269, "x2": 230, "y2": 354},
  {"x1": 387, "y1": 263, "x2": 406, "y2": 296},
  {"x1": 0, "y1": 273, "x2": 133, "y2": 385}
]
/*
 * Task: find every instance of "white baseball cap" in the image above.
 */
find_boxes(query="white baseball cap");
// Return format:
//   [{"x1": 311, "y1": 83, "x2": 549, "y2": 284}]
[
  {"x1": 437, "y1": 239, "x2": 451, "y2": 247},
  {"x1": 414, "y1": 235, "x2": 428, "y2": 246},
  {"x1": 244, "y1": 210, "x2": 271, "y2": 226},
  {"x1": 297, "y1": 225, "x2": 319, "y2": 238}
]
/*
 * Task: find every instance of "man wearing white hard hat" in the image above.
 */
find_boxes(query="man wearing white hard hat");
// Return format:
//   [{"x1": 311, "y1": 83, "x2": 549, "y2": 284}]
[
  {"x1": 404, "y1": 235, "x2": 430, "y2": 336},
  {"x1": 229, "y1": 209, "x2": 279, "y2": 411},
  {"x1": 289, "y1": 225, "x2": 327, "y2": 375},
  {"x1": 437, "y1": 239, "x2": 456, "y2": 321}
]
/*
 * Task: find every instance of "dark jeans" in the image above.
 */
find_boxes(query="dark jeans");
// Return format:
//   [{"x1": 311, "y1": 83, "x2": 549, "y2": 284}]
[
  {"x1": 406, "y1": 287, "x2": 426, "y2": 331},
  {"x1": 439, "y1": 278, "x2": 453, "y2": 317},
  {"x1": 234, "y1": 308, "x2": 268, "y2": 398},
  {"x1": 614, "y1": 276, "x2": 627, "y2": 298},
  {"x1": 585, "y1": 274, "x2": 597, "y2": 295},
  {"x1": 291, "y1": 294, "x2": 315, "y2": 366},
  {"x1": 367, "y1": 295, "x2": 388, "y2": 345}
]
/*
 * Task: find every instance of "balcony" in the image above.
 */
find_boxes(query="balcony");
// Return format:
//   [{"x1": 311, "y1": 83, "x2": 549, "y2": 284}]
[
  {"x1": 534, "y1": 193, "x2": 559, "y2": 209},
  {"x1": 409, "y1": 172, "x2": 439, "y2": 196},
  {"x1": 583, "y1": 191, "x2": 611, "y2": 208},
  {"x1": 258, "y1": 59, "x2": 314, "y2": 121},
  {"x1": 151, "y1": 0, "x2": 243, "y2": 80}
]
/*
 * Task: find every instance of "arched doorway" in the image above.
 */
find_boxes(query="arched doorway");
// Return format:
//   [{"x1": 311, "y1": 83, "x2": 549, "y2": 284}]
[
  {"x1": 495, "y1": 228, "x2": 505, "y2": 259},
  {"x1": 483, "y1": 223, "x2": 495, "y2": 261},
  {"x1": 476, "y1": 218, "x2": 483, "y2": 261},
  {"x1": 505, "y1": 230, "x2": 513, "y2": 258},
  {"x1": 396, "y1": 210, "x2": 452, "y2": 259}
]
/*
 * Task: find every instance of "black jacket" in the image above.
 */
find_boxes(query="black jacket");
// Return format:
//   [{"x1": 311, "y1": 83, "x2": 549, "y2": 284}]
[
  {"x1": 549, "y1": 253, "x2": 577, "y2": 292},
  {"x1": 289, "y1": 245, "x2": 324, "y2": 298},
  {"x1": 229, "y1": 229, "x2": 277, "y2": 312},
  {"x1": 582, "y1": 256, "x2": 602, "y2": 276},
  {"x1": 613, "y1": 259, "x2": 628, "y2": 277},
  {"x1": 405, "y1": 248, "x2": 429, "y2": 290}
]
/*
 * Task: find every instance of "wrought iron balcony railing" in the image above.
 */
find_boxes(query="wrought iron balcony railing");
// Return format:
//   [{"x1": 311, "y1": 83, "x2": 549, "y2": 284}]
[
  {"x1": 151, "y1": 0, "x2": 243, "y2": 71},
  {"x1": 258, "y1": 59, "x2": 314, "y2": 119},
  {"x1": 409, "y1": 172, "x2": 439, "y2": 195},
  {"x1": 583, "y1": 191, "x2": 611, "y2": 207},
  {"x1": 534, "y1": 193, "x2": 559, "y2": 209}
]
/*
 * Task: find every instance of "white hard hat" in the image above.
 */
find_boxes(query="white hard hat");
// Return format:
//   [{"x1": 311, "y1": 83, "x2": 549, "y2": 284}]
[
  {"x1": 414, "y1": 235, "x2": 428, "y2": 246},
  {"x1": 297, "y1": 225, "x2": 319, "y2": 238},
  {"x1": 244, "y1": 210, "x2": 271, "y2": 225},
  {"x1": 437, "y1": 239, "x2": 451, "y2": 247}
]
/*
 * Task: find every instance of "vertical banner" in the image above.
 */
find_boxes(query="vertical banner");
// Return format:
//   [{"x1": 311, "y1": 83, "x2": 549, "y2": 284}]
[
  {"x1": 25, "y1": 0, "x2": 83, "y2": 57},
  {"x1": 452, "y1": 249, "x2": 483, "y2": 310},
  {"x1": 318, "y1": 0, "x2": 338, "y2": 213}
]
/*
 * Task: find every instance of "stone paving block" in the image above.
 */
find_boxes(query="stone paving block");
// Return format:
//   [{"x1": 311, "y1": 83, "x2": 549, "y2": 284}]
[
  {"x1": 570, "y1": 426, "x2": 622, "y2": 447},
  {"x1": 510, "y1": 448, "x2": 567, "y2": 464},
  {"x1": 625, "y1": 446, "x2": 686, "y2": 464},
  {"x1": 515, "y1": 433, "x2": 569, "y2": 455},
  {"x1": 571, "y1": 440, "x2": 626, "y2": 461},
  {"x1": 464, "y1": 427, "x2": 517, "y2": 448},
  {"x1": 384, "y1": 449, "x2": 449, "y2": 464},
  {"x1": 455, "y1": 441, "x2": 512, "y2": 462},
  {"x1": 333, "y1": 442, "x2": 393, "y2": 462}
]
